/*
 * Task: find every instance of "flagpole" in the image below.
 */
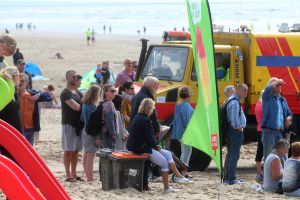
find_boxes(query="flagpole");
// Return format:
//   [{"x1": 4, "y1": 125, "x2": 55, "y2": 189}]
[{"x1": 205, "y1": 0, "x2": 224, "y2": 199}]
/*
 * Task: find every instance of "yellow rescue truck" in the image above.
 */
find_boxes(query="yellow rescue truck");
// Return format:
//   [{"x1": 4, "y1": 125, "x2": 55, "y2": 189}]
[{"x1": 135, "y1": 31, "x2": 300, "y2": 170}]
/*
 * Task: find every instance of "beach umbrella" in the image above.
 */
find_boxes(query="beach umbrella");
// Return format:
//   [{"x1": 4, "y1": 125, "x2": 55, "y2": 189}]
[{"x1": 25, "y1": 63, "x2": 42, "y2": 77}]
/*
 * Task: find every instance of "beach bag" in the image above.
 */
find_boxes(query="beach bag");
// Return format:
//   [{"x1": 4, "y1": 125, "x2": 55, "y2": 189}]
[
  {"x1": 220, "y1": 97, "x2": 240, "y2": 145},
  {"x1": 85, "y1": 100, "x2": 107, "y2": 137}
]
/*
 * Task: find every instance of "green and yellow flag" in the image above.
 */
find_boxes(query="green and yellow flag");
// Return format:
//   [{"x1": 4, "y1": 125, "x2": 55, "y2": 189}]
[{"x1": 183, "y1": 0, "x2": 222, "y2": 172}]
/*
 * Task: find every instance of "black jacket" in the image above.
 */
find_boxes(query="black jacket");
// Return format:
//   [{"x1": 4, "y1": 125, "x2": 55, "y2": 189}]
[
  {"x1": 127, "y1": 114, "x2": 157, "y2": 154},
  {"x1": 130, "y1": 86, "x2": 160, "y2": 133},
  {"x1": 0, "y1": 89, "x2": 23, "y2": 134}
]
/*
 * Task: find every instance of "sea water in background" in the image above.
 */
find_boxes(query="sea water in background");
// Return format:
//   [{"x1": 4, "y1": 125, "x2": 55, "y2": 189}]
[{"x1": 0, "y1": 0, "x2": 300, "y2": 35}]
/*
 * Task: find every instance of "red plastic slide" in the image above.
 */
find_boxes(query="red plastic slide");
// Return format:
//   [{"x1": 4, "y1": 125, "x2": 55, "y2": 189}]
[
  {"x1": 0, "y1": 120, "x2": 71, "y2": 200},
  {"x1": 0, "y1": 155, "x2": 45, "y2": 200}
]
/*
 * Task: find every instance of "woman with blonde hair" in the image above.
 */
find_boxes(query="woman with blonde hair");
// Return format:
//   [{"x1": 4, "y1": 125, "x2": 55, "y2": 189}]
[
  {"x1": 81, "y1": 85, "x2": 101, "y2": 181},
  {"x1": 127, "y1": 98, "x2": 191, "y2": 193}
]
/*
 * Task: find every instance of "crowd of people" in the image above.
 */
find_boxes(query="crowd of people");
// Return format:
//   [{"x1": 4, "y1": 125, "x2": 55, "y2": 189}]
[
  {"x1": 222, "y1": 78, "x2": 300, "y2": 197},
  {"x1": 1, "y1": 33, "x2": 300, "y2": 196}
]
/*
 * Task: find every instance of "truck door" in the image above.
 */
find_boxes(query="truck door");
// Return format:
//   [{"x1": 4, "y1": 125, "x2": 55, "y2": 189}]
[{"x1": 189, "y1": 50, "x2": 240, "y2": 105}]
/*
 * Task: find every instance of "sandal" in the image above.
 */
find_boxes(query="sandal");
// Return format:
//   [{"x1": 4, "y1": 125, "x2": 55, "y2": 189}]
[
  {"x1": 65, "y1": 177, "x2": 76, "y2": 182},
  {"x1": 74, "y1": 177, "x2": 85, "y2": 182}
]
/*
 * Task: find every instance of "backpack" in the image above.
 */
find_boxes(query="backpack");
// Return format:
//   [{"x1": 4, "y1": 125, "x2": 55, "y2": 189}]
[
  {"x1": 219, "y1": 97, "x2": 241, "y2": 146},
  {"x1": 85, "y1": 100, "x2": 107, "y2": 137}
]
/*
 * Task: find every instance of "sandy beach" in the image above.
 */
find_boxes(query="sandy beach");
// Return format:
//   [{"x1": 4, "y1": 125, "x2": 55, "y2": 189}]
[{"x1": 0, "y1": 31, "x2": 298, "y2": 200}]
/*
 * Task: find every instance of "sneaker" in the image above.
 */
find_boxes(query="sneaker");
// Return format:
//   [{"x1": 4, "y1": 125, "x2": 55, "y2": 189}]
[
  {"x1": 164, "y1": 186, "x2": 178, "y2": 193},
  {"x1": 255, "y1": 174, "x2": 263, "y2": 184},
  {"x1": 173, "y1": 176, "x2": 193, "y2": 183},
  {"x1": 223, "y1": 179, "x2": 244, "y2": 185}
]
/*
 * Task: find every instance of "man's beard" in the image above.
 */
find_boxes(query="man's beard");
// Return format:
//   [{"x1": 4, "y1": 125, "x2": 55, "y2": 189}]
[{"x1": 69, "y1": 81, "x2": 77, "y2": 87}]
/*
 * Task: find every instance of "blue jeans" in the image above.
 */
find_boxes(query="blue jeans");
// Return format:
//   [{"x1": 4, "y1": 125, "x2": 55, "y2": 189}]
[
  {"x1": 180, "y1": 140, "x2": 192, "y2": 166},
  {"x1": 24, "y1": 128, "x2": 35, "y2": 146},
  {"x1": 262, "y1": 129, "x2": 283, "y2": 162},
  {"x1": 225, "y1": 128, "x2": 244, "y2": 181}
]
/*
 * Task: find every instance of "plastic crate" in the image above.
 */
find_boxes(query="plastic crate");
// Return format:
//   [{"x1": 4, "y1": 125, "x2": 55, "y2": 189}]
[{"x1": 110, "y1": 152, "x2": 148, "y2": 192}]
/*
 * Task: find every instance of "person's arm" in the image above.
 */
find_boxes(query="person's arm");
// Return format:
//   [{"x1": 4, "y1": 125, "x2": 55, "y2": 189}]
[
  {"x1": 121, "y1": 101, "x2": 130, "y2": 123},
  {"x1": 65, "y1": 99, "x2": 81, "y2": 111},
  {"x1": 271, "y1": 158, "x2": 283, "y2": 180},
  {"x1": 227, "y1": 100, "x2": 243, "y2": 130},
  {"x1": 149, "y1": 108, "x2": 160, "y2": 133},
  {"x1": 262, "y1": 84, "x2": 274, "y2": 101},
  {"x1": 104, "y1": 111, "x2": 117, "y2": 140},
  {"x1": 143, "y1": 118, "x2": 158, "y2": 149}
]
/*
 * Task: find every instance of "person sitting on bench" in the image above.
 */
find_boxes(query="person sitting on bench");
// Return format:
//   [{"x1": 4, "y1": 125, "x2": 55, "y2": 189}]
[{"x1": 127, "y1": 98, "x2": 191, "y2": 193}]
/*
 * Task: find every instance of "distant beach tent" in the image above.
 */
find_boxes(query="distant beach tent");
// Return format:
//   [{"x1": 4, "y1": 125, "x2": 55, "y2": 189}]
[
  {"x1": 79, "y1": 67, "x2": 97, "y2": 91},
  {"x1": 25, "y1": 63, "x2": 48, "y2": 80}
]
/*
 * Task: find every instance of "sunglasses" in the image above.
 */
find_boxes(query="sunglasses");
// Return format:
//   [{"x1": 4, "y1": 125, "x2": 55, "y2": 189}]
[
  {"x1": 129, "y1": 87, "x2": 134, "y2": 90},
  {"x1": 107, "y1": 89, "x2": 116, "y2": 93},
  {"x1": 276, "y1": 84, "x2": 282, "y2": 87}
]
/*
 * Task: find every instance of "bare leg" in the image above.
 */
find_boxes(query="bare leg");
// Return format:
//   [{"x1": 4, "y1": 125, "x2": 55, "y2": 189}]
[
  {"x1": 63, "y1": 151, "x2": 72, "y2": 179},
  {"x1": 161, "y1": 172, "x2": 169, "y2": 190},
  {"x1": 256, "y1": 162, "x2": 262, "y2": 175},
  {"x1": 71, "y1": 151, "x2": 79, "y2": 178},
  {"x1": 86, "y1": 152, "x2": 95, "y2": 181},
  {"x1": 169, "y1": 162, "x2": 183, "y2": 178},
  {"x1": 82, "y1": 152, "x2": 87, "y2": 179}
]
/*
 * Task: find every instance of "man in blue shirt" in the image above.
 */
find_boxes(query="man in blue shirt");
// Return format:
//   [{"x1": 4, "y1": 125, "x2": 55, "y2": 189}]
[
  {"x1": 224, "y1": 83, "x2": 248, "y2": 185},
  {"x1": 262, "y1": 78, "x2": 292, "y2": 162}
]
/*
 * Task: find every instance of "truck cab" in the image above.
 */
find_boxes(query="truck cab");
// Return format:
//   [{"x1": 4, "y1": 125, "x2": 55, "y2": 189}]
[{"x1": 137, "y1": 41, "x2": 244, "y2": 123}]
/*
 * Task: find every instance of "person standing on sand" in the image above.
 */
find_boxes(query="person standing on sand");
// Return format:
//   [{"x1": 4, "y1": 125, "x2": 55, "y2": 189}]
[
  {"x1": 224, "y1": 83, "x2": 248, "y2": 185},
  {"x1": 254, "y1": 92, "x2": 264, "y2": 183},
  {"x1": 91, "y1": 29, "x2": 96, "y2": 45},
  {"x1": 81, "y1": 85, "x2": 101, "y2": 181},
  {"x1": 103, "y1": 25, "x2": 106, "y2": 34},
  {"x1": 85, "y1": 28, "x2": 91, "y2": 46},
  {"x1": 60, "y1": 70, "x2": 84, "y2": 182},
  {"x1": 261, "y1": 77, "x2": 292, "y2": 162}
]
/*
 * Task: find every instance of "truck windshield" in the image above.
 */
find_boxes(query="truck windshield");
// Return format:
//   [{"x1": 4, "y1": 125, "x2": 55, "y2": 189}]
[{"x1": 141, "y1": 46, "x2": 188, "y2": 81}]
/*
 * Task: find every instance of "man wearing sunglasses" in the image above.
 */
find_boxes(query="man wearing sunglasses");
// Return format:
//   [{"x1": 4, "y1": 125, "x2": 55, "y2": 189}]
[
  {"x1": 60, "y1": 70, "x2": 84, "y2": 182},
  {"x1": 262, "y1": 77, "x2": 293, "y2": 162}
]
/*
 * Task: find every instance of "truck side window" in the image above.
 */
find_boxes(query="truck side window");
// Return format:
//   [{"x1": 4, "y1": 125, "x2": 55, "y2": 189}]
[
  {"x1": 215, "y1": 52, "x2": 230, "y2": 81},
  {"x1": 191, "y1": 52, "x2": 231, "y2": 82}
]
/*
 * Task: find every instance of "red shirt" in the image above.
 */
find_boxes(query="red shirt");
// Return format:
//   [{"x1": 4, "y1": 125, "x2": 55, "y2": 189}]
[{"x1": 255, "y1": 100, "x2": 262, "y2": 132}]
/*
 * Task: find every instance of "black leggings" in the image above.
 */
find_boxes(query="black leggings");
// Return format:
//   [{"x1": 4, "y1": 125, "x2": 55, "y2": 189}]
[{"x1": 255, "y1": 132, "x2": 263, "y2": 162}]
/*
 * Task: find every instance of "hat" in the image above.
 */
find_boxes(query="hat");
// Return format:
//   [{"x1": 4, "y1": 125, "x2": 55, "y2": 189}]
[{"x1": 16, "y1": 59, "x2": 25, "y2": 65}]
